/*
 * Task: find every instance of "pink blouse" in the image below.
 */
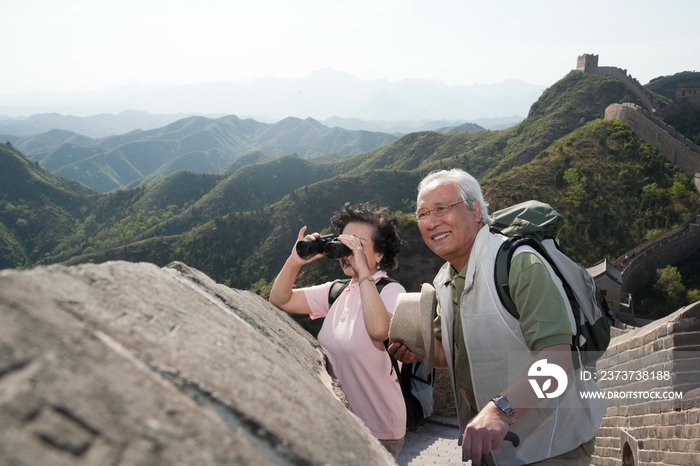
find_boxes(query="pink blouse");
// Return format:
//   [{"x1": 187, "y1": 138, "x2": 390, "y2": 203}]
[{"x1": 303, "y1": 271, "x2": 406, "y2": 440}]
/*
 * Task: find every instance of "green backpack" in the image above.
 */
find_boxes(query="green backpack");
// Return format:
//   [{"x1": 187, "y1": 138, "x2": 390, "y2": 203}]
[{"x1": 490, "y1": 200, "x2": 614, "y2": 367}]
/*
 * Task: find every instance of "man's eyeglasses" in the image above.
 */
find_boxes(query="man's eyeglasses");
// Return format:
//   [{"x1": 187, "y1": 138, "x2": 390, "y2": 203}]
[{"x1": 414, "y1": 200, "x2": 465, "y2": 222}]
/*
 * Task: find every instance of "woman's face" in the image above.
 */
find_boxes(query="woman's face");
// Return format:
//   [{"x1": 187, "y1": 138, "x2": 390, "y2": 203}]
[{"x1": 338, "y1": 222, "x2": 382, "y2": 278}]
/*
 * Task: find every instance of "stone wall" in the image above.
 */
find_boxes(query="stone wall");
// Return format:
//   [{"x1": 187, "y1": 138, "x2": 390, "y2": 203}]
[
  {"x1": 431, "y1": 368, "x2": 456, "y2": 417},
  {"x1": 0, "y1": 261, "x2": 395, "y2": 465},
  {"x1": 614, "y1": 212, "x2": 700, "y2": 294},
  {"x1": 677, "y1": 83, "x2": 700, "y2": 103},
  {"x1": 603, "y1": 101, "x2": 700, "y2": 296},
  {"x1": 590, "y1": 68, "x2": 661, "y2": 113},
  {"x1": 592, "y1": 301, "x2": 700, "y2": 466},
  {"x1": 605, "y1": 103, "x2": 700, "y2": 178}
]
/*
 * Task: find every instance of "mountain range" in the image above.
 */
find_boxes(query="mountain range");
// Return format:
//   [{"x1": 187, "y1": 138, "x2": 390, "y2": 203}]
[
  {"x1": 2, "y1": 110, "x2": 497, "y2": 193},
  {"x1": 0, "y1": 69, "x2": 545, "y2": 122},
  {"x1": 4, "y1": 116, "x2": 402, "y2": 192},
  {"x1": 0, "y1": 110, "x2": 194, "y2": 138},
  {"x1": 0, "y1": 111, "x2": 516, "y2": 140},
  {"x1": 1, "y1": 68, "x2": 699, "y2": 319}
]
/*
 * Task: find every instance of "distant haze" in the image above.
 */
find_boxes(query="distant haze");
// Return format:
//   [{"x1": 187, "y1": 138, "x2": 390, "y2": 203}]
[{"x1": 0, "y1": 69, "x2": 545, "y2": 123}]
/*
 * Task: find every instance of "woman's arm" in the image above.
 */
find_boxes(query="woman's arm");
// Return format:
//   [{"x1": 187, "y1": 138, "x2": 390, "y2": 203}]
[
  {"x1": 337, "y1": 232, "x2": 392, "y2": 342},
  {"x1": 357, "y1": 276, "x2": 393, "y2": 341}
]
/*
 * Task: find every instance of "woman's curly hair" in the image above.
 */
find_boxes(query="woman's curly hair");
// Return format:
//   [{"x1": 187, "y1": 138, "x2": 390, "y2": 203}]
[{"x1": 330, "y1": 202, "x2": 402, "y2": 272}]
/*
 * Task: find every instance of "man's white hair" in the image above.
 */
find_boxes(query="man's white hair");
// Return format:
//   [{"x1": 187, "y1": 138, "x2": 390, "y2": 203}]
[{"x1": 417, "y1": 169, "x2": 491, "y2": 225}]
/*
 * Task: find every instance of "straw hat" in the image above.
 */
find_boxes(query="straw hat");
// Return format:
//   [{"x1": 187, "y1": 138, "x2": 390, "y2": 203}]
[{"x1": 389, "y1": 283, "x2": 437, "y2": 373}]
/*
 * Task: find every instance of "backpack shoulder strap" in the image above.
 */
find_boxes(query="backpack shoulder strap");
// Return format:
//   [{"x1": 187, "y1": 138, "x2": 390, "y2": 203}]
[
  {"x1": 494, "y1": 237, "x2": 522, "y2": 319},
  {"x1": 375, "y1": 276, "x2": 401, "y2": 376},
  {"x1": 327, "y1": 276, "x2": 399, "y2": 306},
  {"x1": 375, "y1": 277, "x2": 398, "y2": 294},
  {"x1": 327, "y1": 279, "x2": 351, "y2": 306},
  {"x1": 494, "y1": 236, "x2": 562, "y2": 320},
  {"x1": 383, "y1": 339, "x2": 402, "y2": 378}
]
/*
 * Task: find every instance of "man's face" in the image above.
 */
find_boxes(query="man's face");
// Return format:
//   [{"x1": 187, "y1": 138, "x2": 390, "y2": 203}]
[{"x1": 416, "y1": 182, "x2": 483, "y2": 271}]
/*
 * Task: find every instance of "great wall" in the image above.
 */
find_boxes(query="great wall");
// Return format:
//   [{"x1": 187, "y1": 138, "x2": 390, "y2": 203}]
[
  {"x1": 577, "y1": 54, "x2": 663, "y2": 114},
  {"x1": 585, "y1": 56, "x2": 700, "y2": 464},
  {"x1": 577, "y1": 54, "x2": 700, "y2": 319},
  {"x1": 604, "y1": 103, "x2": 700, "y2": 180}
]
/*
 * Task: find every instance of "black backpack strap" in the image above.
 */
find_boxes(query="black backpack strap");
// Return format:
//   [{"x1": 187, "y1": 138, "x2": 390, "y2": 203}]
[
  {"x1": 374, "y1": 277, "x2": 400, "y2": 375},
  {"x1": 375, "y1": 277, "x2": 401, "y2": 375},
  {"x1": 375, "y1": 277, "x2": 398, "y2": 294},
  {"x1": 494, "y1": 237, "x2": 522, "y2": 319},
  {"x1": 327, "y1": 276, "x2": 398, "y2": 306},
  {"x1": 494, "y1": 236, "x2": 564, "y2": 320},
  {"x1": 384, "y1": 339, "x2": 402, "y2": 377},
  {"x1": 327, "y1": 279, "x2": 351, "y2": 306},
  {"x1": 404, "y1": 360, "x2": 434, "y2": 385}
]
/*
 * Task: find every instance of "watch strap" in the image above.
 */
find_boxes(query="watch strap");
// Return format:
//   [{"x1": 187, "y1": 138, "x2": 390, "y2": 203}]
[{"x1": 490, "y1": 395, "x2": 516, "y2": 425}]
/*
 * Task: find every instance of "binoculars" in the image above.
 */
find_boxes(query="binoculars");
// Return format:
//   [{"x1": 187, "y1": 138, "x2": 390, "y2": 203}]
[{"x1": 296, "y1": 234, "x2": 352, "y2": 259}]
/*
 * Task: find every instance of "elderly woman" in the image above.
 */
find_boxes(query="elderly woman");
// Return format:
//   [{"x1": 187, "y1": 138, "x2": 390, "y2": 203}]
[{"x1": 269, "y1": 202, "x2": 406, "y2": 458}]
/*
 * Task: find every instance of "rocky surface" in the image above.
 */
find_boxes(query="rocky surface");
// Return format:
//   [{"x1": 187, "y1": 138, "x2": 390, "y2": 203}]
[{"x1": 0, "y1": 261, "x2": 394, "y2": 465}]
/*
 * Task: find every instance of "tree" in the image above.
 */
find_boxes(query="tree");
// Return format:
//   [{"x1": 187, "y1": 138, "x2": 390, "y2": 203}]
[{"x1": 653, "y1": 266, "x2": 686, "y2": 306}]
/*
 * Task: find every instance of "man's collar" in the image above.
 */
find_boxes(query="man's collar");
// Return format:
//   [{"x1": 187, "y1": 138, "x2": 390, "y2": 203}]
[{"x1": 443, "y1": 262, "x2": 467, "y2": 287}]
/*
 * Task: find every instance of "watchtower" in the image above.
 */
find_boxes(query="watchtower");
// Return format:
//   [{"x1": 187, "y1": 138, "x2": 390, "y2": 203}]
[
  {"x1": 576, "y1": 54, "x2": 599, "y2": 72},
  {"x1": 676, "y1": 83, "x2": 700, "y2": 103}
]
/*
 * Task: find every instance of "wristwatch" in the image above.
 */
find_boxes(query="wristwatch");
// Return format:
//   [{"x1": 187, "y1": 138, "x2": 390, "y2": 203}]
[{"x1": 490, "y1": 395, "x2": 516, "y2": 425}]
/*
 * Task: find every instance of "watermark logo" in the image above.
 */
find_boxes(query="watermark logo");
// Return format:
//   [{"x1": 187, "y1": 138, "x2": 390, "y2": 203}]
[{"x1": 528, "y1": 359, "x2": 568, "y2": 399}]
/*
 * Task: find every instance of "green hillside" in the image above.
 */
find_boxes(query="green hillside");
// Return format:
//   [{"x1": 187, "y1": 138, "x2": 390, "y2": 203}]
[
  {"x1": 483, "y1": 119, "x2": 699, "y2": 265},
  {"x1": 657, "y1": 102, "x2": 700, "y2": 145},
  {"x1": 442, "y1": 122, "x2": 486, "y2": 134},
  {"x1": 0, "y1": 143, "x2": 94, "y2": 268},
  {"x1": 337, "y1": 72, "x2": 648, "y2": 181},
  {"x1": 2, "y1": 69, "x2": 699, "y2": 320},
  {"x1": 44, "y1": 118, "x2": 699, "y2": 294}
]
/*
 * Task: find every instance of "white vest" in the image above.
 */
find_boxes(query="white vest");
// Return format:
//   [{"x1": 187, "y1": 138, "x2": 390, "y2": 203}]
[{"x1": 434, "y1": 226, "x2": 606, "y2": 465}]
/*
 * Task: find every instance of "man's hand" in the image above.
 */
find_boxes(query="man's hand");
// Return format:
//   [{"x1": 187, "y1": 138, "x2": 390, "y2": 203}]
[
  {"x1": 460, "y1": 401, "x2": 509, "y2": 466},
  {"x1": 387, "y1": 341, "x2": 419, "y2": 364}
]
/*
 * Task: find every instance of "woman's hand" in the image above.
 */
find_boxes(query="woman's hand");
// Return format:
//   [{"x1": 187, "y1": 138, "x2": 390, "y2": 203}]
[
  {"x1": 291, "y1": 226, "x2": 326, "y2": 264},
  {"x1": 337, "y1": 233, "x2": 371, "y2": 277},
  {"x1": 270, "y1": 226, "x2": 321, "y2": 313}
]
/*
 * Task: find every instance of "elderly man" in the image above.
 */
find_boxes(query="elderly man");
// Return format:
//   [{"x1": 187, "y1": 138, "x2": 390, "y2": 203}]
[{"x1": 390, "y1": 169, "x2": 604, "y2": 465}]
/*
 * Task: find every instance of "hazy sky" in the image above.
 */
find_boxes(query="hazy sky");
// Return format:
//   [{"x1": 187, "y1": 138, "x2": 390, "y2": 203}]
[{"x1": 2, "y1": 0, "x2": 699, "y2": 94}]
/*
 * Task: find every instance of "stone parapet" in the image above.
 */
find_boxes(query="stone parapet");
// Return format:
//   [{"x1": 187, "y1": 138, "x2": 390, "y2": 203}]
[
  {"x1": 431, "y1": 368, "x2": 456, "y2": 417},
  {"x1": 591, "y1": 302, "x2": 700, "y2": 466},
  {"x1": 604, "y1": 102, "x2": 700, "y2": 295},
  {"x1": 616, "y1": 214, "x2": 700, "y2": 294},
  {"x1": 0, "y1": 261, "x2": 395, "y2": 465},
  {"x1": 605, "y1": 103, "x2": 700, "y2": 178},
  {"x1": 592, "y1": 68, "x2": 661, "y2": 112}
]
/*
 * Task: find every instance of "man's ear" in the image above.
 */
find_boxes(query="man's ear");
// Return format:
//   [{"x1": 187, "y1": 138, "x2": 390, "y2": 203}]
[{"x1": 472, "y1": 202, "x2": 483, "y2": 223}]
